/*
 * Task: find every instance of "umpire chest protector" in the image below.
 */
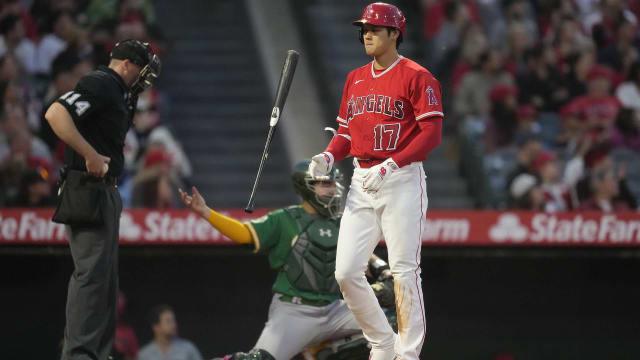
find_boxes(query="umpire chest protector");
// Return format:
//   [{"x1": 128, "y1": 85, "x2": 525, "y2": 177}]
[{"x1": 283, "y1": 207, "x2": 341, "y2": 296}]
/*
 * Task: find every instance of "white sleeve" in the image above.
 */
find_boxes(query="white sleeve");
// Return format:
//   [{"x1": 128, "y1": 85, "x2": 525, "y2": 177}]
[{"x1": 563, "y1": 156, "x2": 585, "y2": 188}]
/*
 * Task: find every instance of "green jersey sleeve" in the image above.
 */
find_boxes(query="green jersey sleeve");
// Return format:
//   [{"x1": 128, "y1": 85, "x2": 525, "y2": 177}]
[{"x1": 246, "y1": 208, "x2": 286, "y2": 254}]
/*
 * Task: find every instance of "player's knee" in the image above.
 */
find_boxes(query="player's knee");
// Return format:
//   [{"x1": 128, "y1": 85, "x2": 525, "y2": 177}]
[
  {"x1": 335, "y1": 271, "x2": 364, "y2": 291},
  {"x1": 389, "y1": 261, "x2": 421, "y2": 279}
]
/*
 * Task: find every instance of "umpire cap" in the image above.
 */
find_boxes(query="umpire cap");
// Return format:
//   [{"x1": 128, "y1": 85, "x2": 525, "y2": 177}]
[{"x1": 110, "y1": 39, "x2": 154, "y2": 67}]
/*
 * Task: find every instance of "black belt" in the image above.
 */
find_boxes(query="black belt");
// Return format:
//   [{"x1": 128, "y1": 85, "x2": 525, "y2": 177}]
[{"x1": 278, "y1": 295, "x2": 332, "y2": 307}]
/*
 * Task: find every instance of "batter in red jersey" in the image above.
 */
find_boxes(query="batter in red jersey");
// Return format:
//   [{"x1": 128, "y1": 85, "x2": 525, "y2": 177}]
[{"x1": 308, "y1": 3, "x2": 443, "y2": 360}]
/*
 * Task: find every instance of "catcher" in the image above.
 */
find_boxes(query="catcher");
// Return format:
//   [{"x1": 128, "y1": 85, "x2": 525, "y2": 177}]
[{"x1": 179, "y1": 160, "x2": 395, "y2": 360}]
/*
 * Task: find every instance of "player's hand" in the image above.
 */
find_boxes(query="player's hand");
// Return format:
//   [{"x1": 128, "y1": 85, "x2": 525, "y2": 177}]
[
  {"x1": 85, "y1": 151, "x2": 110, "y2": 177},
  {"x1": 309, "y1": 152, "x2": 334, "y2": 179},
  {"x1": 179, "y1": 186, "x2": 209, "y2": 218},
  {"x1": 362, "y1": 158, "x2": 399, "y2": 194}
]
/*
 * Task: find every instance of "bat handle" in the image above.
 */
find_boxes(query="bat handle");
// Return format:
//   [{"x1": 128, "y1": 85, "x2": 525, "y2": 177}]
[{"x1": 245, "y1": 126, "x2": 276, "y2": 213}]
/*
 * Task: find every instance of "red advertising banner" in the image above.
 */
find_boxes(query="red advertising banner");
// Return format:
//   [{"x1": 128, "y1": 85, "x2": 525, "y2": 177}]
[{"x1": 0, "y1": 208, "x2": 639, "y2": 246}]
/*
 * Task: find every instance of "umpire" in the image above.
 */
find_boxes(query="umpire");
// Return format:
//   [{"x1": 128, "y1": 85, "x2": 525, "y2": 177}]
[{"x1": 45, "y1": 39, "x2": 160, "y2": 360}]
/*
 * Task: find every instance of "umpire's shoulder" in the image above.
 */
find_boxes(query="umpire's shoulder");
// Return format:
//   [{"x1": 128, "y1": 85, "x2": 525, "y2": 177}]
[{"x1": 75, "y1": 68, "x2": 120, "y2": 99}]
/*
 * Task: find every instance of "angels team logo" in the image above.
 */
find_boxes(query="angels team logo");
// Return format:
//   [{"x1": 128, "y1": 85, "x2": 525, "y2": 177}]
[
  {"x1": 426, "y1": 86, "x2": 438, "y2": 106},
  {"x1": 346, "y1": 95, "x2": 355, "y2": 122}
]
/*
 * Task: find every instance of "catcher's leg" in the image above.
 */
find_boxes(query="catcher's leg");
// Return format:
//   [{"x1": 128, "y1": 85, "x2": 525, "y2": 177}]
[
  {"x1": 213, "y1": 348, "x2": 275, "y2": 360},
  {"x1": 253, "y1": 294, "x2": 325, "y2": 359}
]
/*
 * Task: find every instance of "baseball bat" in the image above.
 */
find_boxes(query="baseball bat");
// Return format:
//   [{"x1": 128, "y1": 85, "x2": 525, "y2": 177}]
[{"x1": 245, "y1": 50, "x2": 300, "y2": 213}]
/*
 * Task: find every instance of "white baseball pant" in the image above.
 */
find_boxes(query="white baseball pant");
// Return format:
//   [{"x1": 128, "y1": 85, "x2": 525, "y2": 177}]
[{"x1": 335, "y1": 160, "x2": 427, "y2": 360}]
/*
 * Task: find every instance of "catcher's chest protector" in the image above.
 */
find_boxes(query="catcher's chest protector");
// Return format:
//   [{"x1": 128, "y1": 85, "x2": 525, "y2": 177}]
[{"x1": 283, "y1": 208, "x2": 341, "y2": 296}]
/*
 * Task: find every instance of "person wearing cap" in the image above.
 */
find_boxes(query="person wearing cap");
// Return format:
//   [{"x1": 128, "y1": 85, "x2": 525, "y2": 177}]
[
  {"x1": 307, "y1": 3, "x2": 443, "y2": 359},
  {"x1": 44, "y1": 39, "x2": 160, "y2": 360},
  {"x1": 508, "y1": 173, "x2": 544, "y2": 210},
  {"x1": 564, "y1": 65, "x2": 621, "y2": 132}
]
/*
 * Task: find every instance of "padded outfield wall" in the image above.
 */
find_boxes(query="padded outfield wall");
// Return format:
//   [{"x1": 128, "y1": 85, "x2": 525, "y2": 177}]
[{"x1": 1, "y1": 209, "x2": 639, "y2": 359}]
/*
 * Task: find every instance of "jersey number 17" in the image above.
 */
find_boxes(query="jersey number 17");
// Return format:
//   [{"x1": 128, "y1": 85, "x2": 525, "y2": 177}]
[{"x1": 373, "y1": 123, "x2": 401, "y2": 151}]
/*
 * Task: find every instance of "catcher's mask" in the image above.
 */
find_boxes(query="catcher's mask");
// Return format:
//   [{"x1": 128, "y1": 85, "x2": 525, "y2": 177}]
[
  {"x1": 110, "y1": 39, "x2": 161, "y2": 95},
  {"x1": 292, "y1": 160, "x2": 345, "y2": 219}
]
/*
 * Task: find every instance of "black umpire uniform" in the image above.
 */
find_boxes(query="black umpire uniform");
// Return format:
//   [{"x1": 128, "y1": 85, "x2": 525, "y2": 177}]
[{"x1": 50, "y1": 40, "x2": 160, "y2": 360}]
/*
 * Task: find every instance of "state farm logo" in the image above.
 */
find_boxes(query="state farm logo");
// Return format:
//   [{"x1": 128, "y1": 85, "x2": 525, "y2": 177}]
[
  {"x1": 119, "y1": 211, "x2": 142, "y2": 240},
  {"x1": 489, "y1": 213, "x2": 528, "y2": 243}
]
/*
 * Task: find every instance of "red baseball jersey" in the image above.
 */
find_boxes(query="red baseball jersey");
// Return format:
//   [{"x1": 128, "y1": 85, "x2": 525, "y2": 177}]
[
  {"x1": 567, "y1": 95, "x2": 621, "y2": 125},
  {"x1": 335, "y1": 56, "x2": 443, "y2": 161}
]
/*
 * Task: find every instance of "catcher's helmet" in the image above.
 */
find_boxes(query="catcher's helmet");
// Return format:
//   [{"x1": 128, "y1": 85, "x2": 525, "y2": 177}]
[
  {"x1": 353, "y1": 2, "x2": 406, "y2": 38},
  {"x1": 292, "y1": 160, "x2": 345, "y2": 219}
]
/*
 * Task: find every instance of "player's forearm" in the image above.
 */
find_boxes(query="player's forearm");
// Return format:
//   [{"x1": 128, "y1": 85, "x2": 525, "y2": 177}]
[
  {"x1": 392, "y1": 117, "x2": 442, "y2": 167},
  {"x1": 45, "y1": 103, "x2": 98, "y2": 160},
  {"x1": 205, "y1": 209, "x2": 253, "y2": 244},
  {"x1": 324, "y1": 131, "x2": 351, "y2": 163}
]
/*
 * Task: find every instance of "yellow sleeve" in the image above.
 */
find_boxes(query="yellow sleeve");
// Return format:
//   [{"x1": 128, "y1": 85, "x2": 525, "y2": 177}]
[{"x1": 206, "y1": 209, "x2": 254, "y2": 245}]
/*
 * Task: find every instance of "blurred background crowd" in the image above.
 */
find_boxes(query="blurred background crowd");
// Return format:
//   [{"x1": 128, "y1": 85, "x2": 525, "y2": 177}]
[
  {"x1": 436, "y1": 0, "x2": 640, "y2": 211},
  {"x1": 1, "y1": 0, "x2": 639, "y2": 212},
  {"x1": 0, "y1": 0, "x2": 191, "y2": 210}
]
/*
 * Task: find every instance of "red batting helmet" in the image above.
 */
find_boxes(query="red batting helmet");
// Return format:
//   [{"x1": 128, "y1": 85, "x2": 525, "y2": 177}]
[{"x1": 353, "y1": 2, "x2": 406, "y2": 39}]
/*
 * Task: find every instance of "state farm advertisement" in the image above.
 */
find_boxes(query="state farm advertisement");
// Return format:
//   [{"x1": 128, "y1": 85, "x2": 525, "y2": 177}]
[{"x1": 0, "y1": 209, "x2": 639, "y2": 246}]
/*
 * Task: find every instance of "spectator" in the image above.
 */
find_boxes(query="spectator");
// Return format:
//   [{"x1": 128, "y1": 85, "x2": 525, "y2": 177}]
[
  {"x1": 138, "y1": 304, "x2": 203, "y2": 360},
  {"x1": 5, "y1": 168, "x2": 54, "y2": 207},
  {"x1": 513, "y1": 104, "x2": 542, "y2": 144},
  {"x1": 0, "y1": 54, "x2": 41, "y2": 130},
  {"x1": 565, "y1": 65, "x2": 621, "y2": 135},
  {"x1": 0, "y1": 14, "x2": 37, "y2": 73},
  {"x1": 576, "y1": 153, "x2": 638, "y2": 209},
  {"x1": 584, "y1": 0, "x2": 637, "y2": 48},
  {"x1": 598, "y1": 18, "x2": 640, "y2": 75},
  {"x1": 610, "y1": 108, "x2": 640, "y2": 151},
  {"x1": 423, "y1": 0, "x2": 478, "y2": 39},
  {"x1": 504, "y1": 22, "x2": 534, "y2": 75},
  {"x1": 35, "y1": 11, "x2": 76, "y2": 74},
  {"x1": 548, "y1": 16, "x2": 591, "y2": 74},
  {"x1": 130, "y1": 89, "x2": 192, "y2": 182},
  {"x1": 509, "y1": 173, "x2": 544, "y2": 210},
  {"x1": 130, "y1": 146, "x2": 180, "y2": 208},
  {"x1": 534, "y1": 149, "x2": 586, "y2": 212},
  {"x1": 429, "y1": 0, "x2": 472, "y2": 70},
  {"x1": 565, "y1": 45, "x2": 597, "y2": 98},
  {"x1": 506, "y1": 136, "x2": 542, "y2": 189},
  {"x1": 0, "y1": 0, "x2": 39, "y2": 41},
  {"x1": 488, "y1": 0, "x2": 538, "y2": 50},
  {"x1": 115, "y1": 291, "x2": 140, "y2": 360},
  {"x1": 615, "y1": 61, "x2": 640, "y2": 110},
  {"x1": 488, "y1": 83, "x2": 518, "y2": 147},
  {"x1": 578, "y1": 167, "x2": 630, "y2": 211},
  {"x1": 0, "y1": 105, "x2": 51, "y2": 163},
  {"x1": 454, "y1": 49, "x2": 514, "y2": 121},
  {"x1": 449, "y1": 23, "x2": 489, "y2": 93},
  {"x1": 517, "y1": 46, "x2": 570, "y2": 111}
]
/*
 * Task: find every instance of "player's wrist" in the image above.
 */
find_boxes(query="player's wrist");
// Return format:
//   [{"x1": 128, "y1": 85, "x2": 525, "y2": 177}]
[
  {"x1": 321, "y1": 152, "x2": 335, "y2": 168},
  {"x1": 383, "y1": 158, "x2": 399, "y2": 172}
]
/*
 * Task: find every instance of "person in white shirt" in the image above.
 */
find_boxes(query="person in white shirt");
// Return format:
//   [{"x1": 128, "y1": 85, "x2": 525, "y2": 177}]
[{"x1": 616, "y1": 62, "x2": 640, "y2": 110}]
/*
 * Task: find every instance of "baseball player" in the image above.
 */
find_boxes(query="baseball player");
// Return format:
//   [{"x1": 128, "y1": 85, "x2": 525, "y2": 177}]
[
  {"x1": 179, "y1": 160, "x2": 395, "y2": 360},
  {"x1": 308, "y1": 3, "x2": 443, "y2": 360}
]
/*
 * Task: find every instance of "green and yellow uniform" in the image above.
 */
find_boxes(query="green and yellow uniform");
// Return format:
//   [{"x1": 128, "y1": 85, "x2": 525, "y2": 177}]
[{"x1": 247, "y1": 205, "x2": 341, "y2": 304}]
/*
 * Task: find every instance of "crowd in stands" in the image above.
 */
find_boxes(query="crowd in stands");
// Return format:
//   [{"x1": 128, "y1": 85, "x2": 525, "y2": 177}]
[
  {"x1": 0, "y1": 0, "x2": 190, "y2": 209},
  {"x1": 424, "y1": 0, "x2": 640, "y2": 212}
]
